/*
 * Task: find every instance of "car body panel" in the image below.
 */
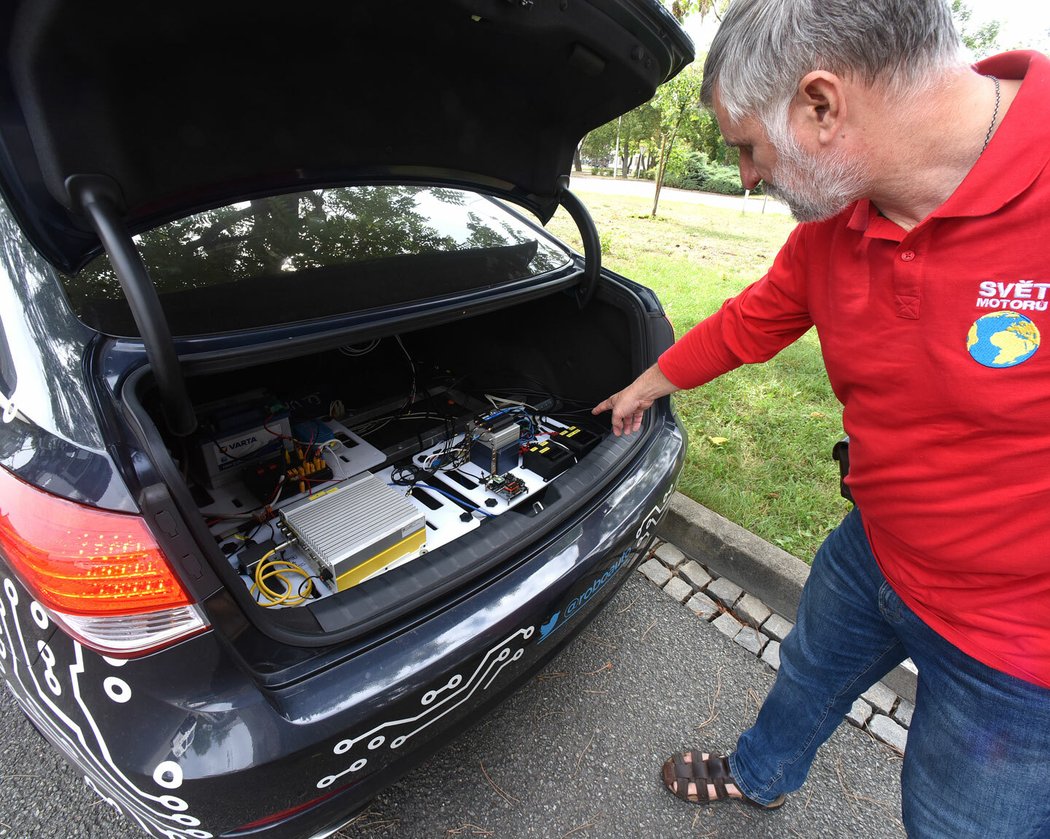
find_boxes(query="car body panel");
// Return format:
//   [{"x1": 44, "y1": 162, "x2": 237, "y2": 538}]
[{"x1": 0, "y1": 200, "x2": 104, "y2": 447}]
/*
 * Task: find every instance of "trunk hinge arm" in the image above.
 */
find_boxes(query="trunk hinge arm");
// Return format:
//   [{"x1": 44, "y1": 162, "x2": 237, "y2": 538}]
[
  {"x1": 556, "y1": 178, "x2": 601, "y2": 309},
  {"x1": 66, "y1": 174, "x2": 197, "y2": 437}
]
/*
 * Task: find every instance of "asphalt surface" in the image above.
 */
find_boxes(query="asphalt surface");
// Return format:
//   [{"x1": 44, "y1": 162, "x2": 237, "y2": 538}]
[{"x1": 0, "y1": 574, "x2": 904, "y2": 839}]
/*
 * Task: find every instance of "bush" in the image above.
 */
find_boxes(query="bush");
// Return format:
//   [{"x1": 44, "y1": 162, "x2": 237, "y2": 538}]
[
  {"x1": 656, "y1": 150, "x2": 756, "y2": 196},
  {"x1": 590, "y1": 166, "x2": 614, "y2": 177},
  {"x1": 702, "y1": 168, "x2": 749, "y2": 195}
]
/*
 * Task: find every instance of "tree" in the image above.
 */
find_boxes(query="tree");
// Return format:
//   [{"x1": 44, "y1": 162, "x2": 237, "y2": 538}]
[
  {"x1": 580, "y1": 106, "x2": 658, "y2": 177},
  {"x1": 693, "y1": 108, "x2": 738, "y2": 167},
  {"x1": 663, "y1": 0, "x2": 719, "y2": 23},
  {"x1": 650, "y1": 65, "x2": 704, "y2": 216},
  {"x1": 610, "y1": 104, "x2": 660, "y2": 178},
  {"x1": 73, "y1": 187, "x2": 461, "y2": 300},
  {"x1": 580, "y1": 119, "x2": 618, "y2": 169},
  {"x1": 950, "y1": 0, "x2": 1001, "y2": 59},
  {"x1": 576, "y1": 0, "x2": 719, "y2": 177}
]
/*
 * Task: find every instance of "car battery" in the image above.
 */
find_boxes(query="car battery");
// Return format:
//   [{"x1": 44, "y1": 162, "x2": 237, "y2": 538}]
[
  {"x1": 522, "y1": 441, "x2": 574, "y2": 480},
  {"x1": 194, "y1": 391, "x2": 292, "y2": 487},
  {"x1": 469, "y1": 413, "x2": 521, "y2": 475}
]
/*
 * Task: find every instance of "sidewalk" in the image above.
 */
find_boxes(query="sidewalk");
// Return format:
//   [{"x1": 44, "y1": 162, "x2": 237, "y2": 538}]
[
  {"x1": 567, "y1": 171, "x2": 793, "y2": 215},
  {"x1": 339, "y1": 571, "x2": 905, "y2": 838}
]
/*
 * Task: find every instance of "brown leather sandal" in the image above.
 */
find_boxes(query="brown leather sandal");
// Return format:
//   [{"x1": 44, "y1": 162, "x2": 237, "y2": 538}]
[{"x1": 660, "y1": 750, "x2": 786, "y2": 809}]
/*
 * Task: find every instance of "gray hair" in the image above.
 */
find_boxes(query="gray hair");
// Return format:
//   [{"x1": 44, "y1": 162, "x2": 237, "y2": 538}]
[{"x1": 702, "y1": 0, "x2": 963, "y2": 124}]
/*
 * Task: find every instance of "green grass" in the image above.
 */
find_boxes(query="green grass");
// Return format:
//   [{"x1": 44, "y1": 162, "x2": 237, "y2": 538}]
[{"x1": 546, "y1": 191, "x2": 852, "y2": 561}]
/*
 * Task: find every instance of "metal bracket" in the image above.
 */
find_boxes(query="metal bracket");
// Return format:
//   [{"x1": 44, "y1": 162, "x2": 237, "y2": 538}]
[
  {"x1": 556, "y1": 178, "x2": 601, "y2": 309},
  {"x1": 66, "y1": 174, "x2": 197, "y2": 437}
]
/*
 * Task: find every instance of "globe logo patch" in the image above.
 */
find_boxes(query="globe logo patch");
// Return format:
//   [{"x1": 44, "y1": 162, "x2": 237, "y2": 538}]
[{"x1": 966, "y1": 311, "x2": 1040, "y2": 368}]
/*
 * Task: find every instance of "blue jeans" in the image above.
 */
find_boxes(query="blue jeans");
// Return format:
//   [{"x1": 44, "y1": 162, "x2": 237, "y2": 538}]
[{"x1": 728, "y1": 508, "x2": 1050, "y2": 838}]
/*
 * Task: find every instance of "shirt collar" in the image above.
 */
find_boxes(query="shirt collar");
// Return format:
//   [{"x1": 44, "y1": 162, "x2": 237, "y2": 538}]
[
  {"x1": 933, "y1": 51, "x2": 1050, "y2": 220},
  {"x1": 844, "y1": 52, "x2": 1050, "y2": 237},
  {"x1": 846, "y1": 200, "x2": 907, "y2": 242}
]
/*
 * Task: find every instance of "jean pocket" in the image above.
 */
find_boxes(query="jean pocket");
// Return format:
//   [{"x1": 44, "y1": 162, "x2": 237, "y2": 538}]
[{"x1": 877, "y1": 582, "x2": 904, "y2": 625}]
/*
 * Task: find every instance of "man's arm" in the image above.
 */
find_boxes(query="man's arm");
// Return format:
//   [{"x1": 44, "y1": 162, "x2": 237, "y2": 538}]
[
  {"x1": 594, "y1": 224, "x2": 815, "y2": 435},
  {"x1": 592, "y1": 363, "x2": 679, "y2": 436}
]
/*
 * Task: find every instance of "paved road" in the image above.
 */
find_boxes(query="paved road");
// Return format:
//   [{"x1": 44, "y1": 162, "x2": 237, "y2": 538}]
[
  {"x1": 568, "y1": 173, "x2": 793, "y2": 215},
  {"x1": 0, "y1": 574, "x2": 903, "y2": 838}
]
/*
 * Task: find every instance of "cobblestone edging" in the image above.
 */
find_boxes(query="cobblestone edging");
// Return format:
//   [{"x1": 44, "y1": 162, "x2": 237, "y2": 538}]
[{"x1": 639, "y1": 541, "x2": 911, "y2": 755}]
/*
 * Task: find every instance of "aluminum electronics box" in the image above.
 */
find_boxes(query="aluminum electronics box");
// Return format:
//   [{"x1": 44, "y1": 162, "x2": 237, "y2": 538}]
[
  {"x1": 469, "y1": 413, "x2": 521, "y2": 475},
  {"x1": 280, "y1": 473, "x2": 425, "y2": 590}
]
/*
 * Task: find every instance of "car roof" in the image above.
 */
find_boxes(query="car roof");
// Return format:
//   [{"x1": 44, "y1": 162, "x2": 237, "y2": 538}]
[{"x1": 0, "y1": 0, "x2": 692, "y2": 272}]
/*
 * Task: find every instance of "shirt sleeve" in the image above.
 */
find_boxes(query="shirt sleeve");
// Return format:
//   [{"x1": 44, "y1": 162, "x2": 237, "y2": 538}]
[{"x1": 658, "y1": 224, "x2": 815, "y2": 389}]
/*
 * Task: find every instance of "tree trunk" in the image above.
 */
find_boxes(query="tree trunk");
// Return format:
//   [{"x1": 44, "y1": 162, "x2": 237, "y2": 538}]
[
  {"x1": 573, "y1": 145, "x2": 583, "y2": 173},
  {"x1": 651, "y1": 116, "x2": 683, "y2": 218},
  {"x1": 651, "y1": 133, "x2": 668, "y2": 217}
]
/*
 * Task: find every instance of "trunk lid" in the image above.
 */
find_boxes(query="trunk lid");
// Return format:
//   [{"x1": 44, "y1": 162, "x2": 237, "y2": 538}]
[{"x1": 0, "y1": 0, "x2": 692, "y2": 272}]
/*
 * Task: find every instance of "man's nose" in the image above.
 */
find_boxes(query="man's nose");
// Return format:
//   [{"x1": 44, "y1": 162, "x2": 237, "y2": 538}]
[{"x1": 738, "y1": 151, "x2": 762, "y2": 191}]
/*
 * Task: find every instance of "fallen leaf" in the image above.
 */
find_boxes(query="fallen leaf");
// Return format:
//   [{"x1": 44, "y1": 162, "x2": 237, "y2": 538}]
[
  {"x1": 810, "y1": 411, "x2": 827, "y2": 419},
  {"x1": 707, "y1": 436, "x2": 729, "y2": 446}
]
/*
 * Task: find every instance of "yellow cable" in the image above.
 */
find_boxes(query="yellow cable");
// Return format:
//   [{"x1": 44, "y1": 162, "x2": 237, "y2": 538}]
[
  {"x1": 252, "y1": 551, "x2": 314, "y2": 607},
  {"x1": 246, "y1": 542, "x2": 312, "y2": 607}
]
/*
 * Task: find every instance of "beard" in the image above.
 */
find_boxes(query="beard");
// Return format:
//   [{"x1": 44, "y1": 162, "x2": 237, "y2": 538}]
[{"x1": 763, "y1": 125, "x2": 872, "y2": 223}]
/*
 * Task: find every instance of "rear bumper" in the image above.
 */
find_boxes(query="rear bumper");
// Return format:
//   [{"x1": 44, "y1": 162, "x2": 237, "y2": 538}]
[{"x1": 0, "y1": 412, "x2": 684, "y2": 838}]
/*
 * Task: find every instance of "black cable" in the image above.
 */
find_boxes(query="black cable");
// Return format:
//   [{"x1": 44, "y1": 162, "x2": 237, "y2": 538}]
[
  {"x1": 248, "y1": 520, "x2": 276, "y2": 544},
  {"x1": 297, "y1": 575, "x2": 325, "y2": 598}
]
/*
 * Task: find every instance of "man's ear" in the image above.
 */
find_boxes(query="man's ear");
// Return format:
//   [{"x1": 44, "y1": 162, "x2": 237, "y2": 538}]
[{"x1": 793, "y1": 71, "x2": 846, "y2": 146}]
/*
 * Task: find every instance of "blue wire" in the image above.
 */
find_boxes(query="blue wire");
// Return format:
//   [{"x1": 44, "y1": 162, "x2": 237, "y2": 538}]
[{"x1": 482, "y1": 405, "x2": 536, "y2": 442}]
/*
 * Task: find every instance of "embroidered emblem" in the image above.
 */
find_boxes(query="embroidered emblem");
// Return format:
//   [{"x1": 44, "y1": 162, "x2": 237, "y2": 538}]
[
  {"x1": 966, "y1": 311, "x2": 1040, "y2": 368},
  {"x1": 975, "y1": 280, "x2": 1050, "y2": 312}
]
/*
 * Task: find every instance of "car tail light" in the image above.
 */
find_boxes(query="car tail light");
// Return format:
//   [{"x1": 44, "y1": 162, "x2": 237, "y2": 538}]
[{"x1": 0, "y1": 466, "x2": 208, "y2": 656}]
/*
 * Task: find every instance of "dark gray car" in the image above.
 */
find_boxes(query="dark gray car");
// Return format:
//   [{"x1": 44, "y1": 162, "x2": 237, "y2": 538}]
[{"x1": 0, "y1": 2, "x2": 691, "y2": 836}]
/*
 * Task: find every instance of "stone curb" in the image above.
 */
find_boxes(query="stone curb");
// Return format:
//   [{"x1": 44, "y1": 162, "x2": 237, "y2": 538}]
[
  {"x1": 638, "y1": 532, "x2": 911, "y2": 755},
  {"x1": 654, "y1": 491, "x2": 918, "y2": 704}
]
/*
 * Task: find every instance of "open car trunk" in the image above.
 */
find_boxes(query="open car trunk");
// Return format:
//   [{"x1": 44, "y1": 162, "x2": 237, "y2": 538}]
[{"x1": 123, "y1": 284, "x2": 658, "y2": 648}]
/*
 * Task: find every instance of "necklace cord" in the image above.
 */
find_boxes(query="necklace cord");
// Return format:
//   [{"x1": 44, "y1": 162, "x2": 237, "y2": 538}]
[{"x1": 981, "y1": 75, "x2": 1001, "y2": 156}]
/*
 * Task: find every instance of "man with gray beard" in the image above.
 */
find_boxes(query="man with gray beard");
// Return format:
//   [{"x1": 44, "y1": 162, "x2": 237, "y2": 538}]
[{"x1": 593, "y1": 1, "x2": 1050, "y2": 835}]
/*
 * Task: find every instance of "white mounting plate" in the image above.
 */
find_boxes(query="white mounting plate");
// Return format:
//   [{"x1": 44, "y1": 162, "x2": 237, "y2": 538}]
[
  {"x1": 415, "y1": 418, "x2": 570, "y2": 515},
  {"x1": 371, "y1": 466, "x2": 481, "y2": 555},
  {"x1": 319, "y1": 419, "x2": 387, "y2": 479}
]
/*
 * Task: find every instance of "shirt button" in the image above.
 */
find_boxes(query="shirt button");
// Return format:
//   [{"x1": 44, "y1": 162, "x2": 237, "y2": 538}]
[{"x1": 900, "y1": 250, "x2": 916, "y2": 262}]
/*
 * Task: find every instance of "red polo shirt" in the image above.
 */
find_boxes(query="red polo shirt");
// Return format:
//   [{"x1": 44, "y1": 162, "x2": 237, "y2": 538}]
[{"x1": 659, "y1": 52, "x2": 1050, "y2": 688}]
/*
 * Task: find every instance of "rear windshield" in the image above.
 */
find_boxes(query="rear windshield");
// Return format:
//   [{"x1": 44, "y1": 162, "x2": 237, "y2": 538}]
[{"x1": 59, "y1": 186, "x2": 572, "y2": 337}]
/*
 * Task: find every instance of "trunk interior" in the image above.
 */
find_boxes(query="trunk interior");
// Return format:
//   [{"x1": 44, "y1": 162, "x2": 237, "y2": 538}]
[{"x1": 131, "y1": 288, "x2": 651, "y2": 641}]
